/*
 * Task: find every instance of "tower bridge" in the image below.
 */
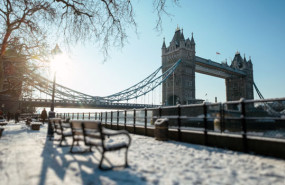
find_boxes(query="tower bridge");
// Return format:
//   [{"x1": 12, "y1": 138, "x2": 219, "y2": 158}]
[
  {"x1": 2, "y1": 27, "x2": 258, "y2": 111},
  {"x1": 20, "y1": 98, "x2": 158, "y2": 109},
  {"x1": 162, "y1": 27, "x2": 254, "y2": 105}
]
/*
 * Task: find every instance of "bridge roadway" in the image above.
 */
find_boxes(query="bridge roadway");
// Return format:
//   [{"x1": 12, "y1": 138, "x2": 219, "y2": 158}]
[
  {"x1": 195, "y1": 56, "x2": 246, "y2": 78},
  {"x1": 20, "y1": 98, "x2": 159, "y2": 109}
]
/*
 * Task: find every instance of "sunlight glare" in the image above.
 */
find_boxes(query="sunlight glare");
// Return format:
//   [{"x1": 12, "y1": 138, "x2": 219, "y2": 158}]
[{"x1": 50, "y1": 53, "x2": 75, "y2": 83}]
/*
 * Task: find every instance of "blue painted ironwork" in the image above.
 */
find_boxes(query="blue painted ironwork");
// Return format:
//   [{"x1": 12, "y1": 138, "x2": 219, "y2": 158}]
[
  {"x1": 103, "y1": 59, "x2": 182, "y2": 102},
  {"x1": 24, "y1": 59, "x2": 182, "y2": 104},
  {"x1": 253, "y1": 82, "x2": 264, "y2": 99}
]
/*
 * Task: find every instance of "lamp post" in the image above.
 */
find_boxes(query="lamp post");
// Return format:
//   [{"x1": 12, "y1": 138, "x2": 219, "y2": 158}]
[
  {"x1": 50, "y1": 44, "x2": 62, "y2": 114},
  {"x1": 48, "y1": 44, "x2": 62, "y2": 139},
  {"x1": 50, "y1": 72, "x2": 56, "y2": 112}
]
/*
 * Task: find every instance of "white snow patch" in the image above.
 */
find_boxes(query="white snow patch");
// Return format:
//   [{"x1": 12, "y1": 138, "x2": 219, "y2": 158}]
[{"x1": 0, "y1": 122, "x2": 284, "y2": 185}]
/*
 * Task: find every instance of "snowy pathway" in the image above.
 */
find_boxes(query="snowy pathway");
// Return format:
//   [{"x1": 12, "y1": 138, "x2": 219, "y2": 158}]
[{"x1": 0, "y1": 122, "x2": 284, "y2": 185}]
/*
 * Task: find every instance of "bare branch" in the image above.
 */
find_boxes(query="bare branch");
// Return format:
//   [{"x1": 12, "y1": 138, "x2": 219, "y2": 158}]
[{"x1": 0, "y1": 0, "x2": 179, "y2": 94}]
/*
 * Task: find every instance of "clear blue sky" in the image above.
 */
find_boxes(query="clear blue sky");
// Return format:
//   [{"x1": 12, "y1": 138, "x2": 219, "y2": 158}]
[{"x1": 55, "y1": 0, "x2": 285, "y2": 103}]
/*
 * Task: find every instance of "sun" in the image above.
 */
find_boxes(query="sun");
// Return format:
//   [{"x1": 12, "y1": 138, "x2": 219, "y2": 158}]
[{"x1": 50, "y1": 53, "x2": 74, "y2": 82}]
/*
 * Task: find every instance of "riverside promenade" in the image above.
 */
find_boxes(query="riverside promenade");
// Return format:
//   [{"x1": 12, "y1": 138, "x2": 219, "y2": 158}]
[{"x1": 0, "y1": 121, "x2": 285, "y2": 185}]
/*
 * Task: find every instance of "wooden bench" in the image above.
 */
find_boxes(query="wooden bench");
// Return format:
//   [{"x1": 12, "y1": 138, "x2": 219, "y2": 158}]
[
  {"x1": 69, "y1": 120, "x2": 91, "y2": 153},
  {"x1": 49, "y1": 118, "x2": 72, "y2": 146},
  {"x1": 31, "y1": 123, "x2": 41, "y2": 130},
  {"x1": 77, "y1": 120, "x2": 131, "y2": 170}
]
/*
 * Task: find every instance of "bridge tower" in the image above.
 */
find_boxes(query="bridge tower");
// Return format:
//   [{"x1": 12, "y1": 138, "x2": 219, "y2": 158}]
[
  {"x1": 226, "y1": 52, "x2": 254, "y2": 101},
  {"x1": 162, "y1": 27, "x2": 196, "y2": 105}
]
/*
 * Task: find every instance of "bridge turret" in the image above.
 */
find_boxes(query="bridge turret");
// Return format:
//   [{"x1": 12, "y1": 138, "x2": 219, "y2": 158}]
[
  {"x1": 230, "y1": 51, "x2": 244, "y2": 69},
  {"x1": 226, "y1": 51, "x2": 254, "y2": 101},
  {"x1": 169, "y1": 26, "x2": 186, "y2": 50}
]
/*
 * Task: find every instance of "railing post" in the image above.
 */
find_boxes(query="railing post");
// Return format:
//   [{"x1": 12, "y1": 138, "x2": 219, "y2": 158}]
[
  {"x1": 177, "y1": 104, "x2": 181, "y2": 141},
  {"x1": 110, "y1": 111, "x2": 113, "y2": 129},
  {"x1": 77, "y1": 112, "x2": 79, "y2": 120},
  {"x1": 64, "y1": 113, "x2": 66, "y2": 120},
  {"x1": 203, "y1": 102, "x2": 208, "y2": 146},
  {"x1": 100, "y1": 112, "x2": 103, "y2": 122},
  {"x1": 68, "y1": 113, "x2": 70, "y2": 118},
  {"x1": 144, "y1": 108, "x2": 147, "y2": 136},
  {"x1": 124, "y1": 110, "x2": 127, "y2": 130},
  {"x1": 133, "y1": 109, "x2": 136, "y2": 134},
  {"x1": 117, "y1": 110, "x2": 119, "y2": 130},
  {"x1": 105, "y1": 112, "x2": 108, "y2": 125},
  {"x1": 72, "y1": 113, "x2": 74, "y2": 119},
  {"x1": 88, "y1": 112, "x2": 90, "y2": 120},
  {"x1": 83, "y1": 113, "x2": 85, "y2": 120},
  {"x1": 159, "y1": 106, "x2": 162, "y2": 118},
  {"x1": 220, "y1": 103, "x2": 225, "y2": 133},
  {"x1": 95, "y1": 112, "x2": 97, "y2": 120},
  {"x1": 240, "y1": 98, "x2": 248, "y2": 153}
]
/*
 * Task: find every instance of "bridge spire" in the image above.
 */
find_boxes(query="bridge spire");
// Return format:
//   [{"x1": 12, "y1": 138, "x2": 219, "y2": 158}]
[
  {"x1": 162, "y1": 37, "x2": 166, "y2": 48},
  {"x1": 190, "y1": 32, "x2": 195, "y2": 45},
  {"x1": 176, "y1": 24, "x2": 180, "y2": 31},
  {"x1": 180, "y1": 29, "x2": 185, "y2": 40}
]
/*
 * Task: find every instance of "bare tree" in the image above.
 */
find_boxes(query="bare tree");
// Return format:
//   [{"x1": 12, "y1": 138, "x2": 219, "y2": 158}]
[
  {"x1": 0, "y1": 0, "x2": 56, "y2": 93},
  {"x1": 0, "y1": 0, "x2": 179, "y2": 94}
]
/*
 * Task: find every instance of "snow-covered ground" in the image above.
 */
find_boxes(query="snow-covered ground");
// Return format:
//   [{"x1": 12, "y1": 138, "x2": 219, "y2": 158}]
[{"x1": 0, "y1": 121, "x2": 285, "y2": 185}]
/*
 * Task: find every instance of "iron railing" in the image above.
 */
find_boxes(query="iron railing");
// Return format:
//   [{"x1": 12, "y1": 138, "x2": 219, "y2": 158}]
[{"x1": 56, "y1": 98, "x2": 285, "y2": 145}]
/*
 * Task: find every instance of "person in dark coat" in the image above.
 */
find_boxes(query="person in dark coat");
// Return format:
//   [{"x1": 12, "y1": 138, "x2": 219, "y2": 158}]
[
  {"x1": 7, "y1": 112, "x2": 11, "y2": 121},
  {"x1": 15, "y1": 110, "x2": 20, "y2": 123},
  {"x1": 41, "y1": 108, "x2": 48, "y2": 124}
]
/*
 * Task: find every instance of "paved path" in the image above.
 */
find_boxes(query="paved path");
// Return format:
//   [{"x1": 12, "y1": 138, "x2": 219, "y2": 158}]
[{"x1": 0, "y1": 122, "x2": 285, "y2": 185}]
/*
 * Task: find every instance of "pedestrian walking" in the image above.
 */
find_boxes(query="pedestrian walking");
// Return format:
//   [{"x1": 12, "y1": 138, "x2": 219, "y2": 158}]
[
  {"x1": 41, "y1": 108, "x2": 48, "y2": 124},
  {"x1": 15, "y1": 110, "x2": 20, "y2": 123},
  {"x1": 7, "y1": 112, "x2": 11, "y2": 121}
]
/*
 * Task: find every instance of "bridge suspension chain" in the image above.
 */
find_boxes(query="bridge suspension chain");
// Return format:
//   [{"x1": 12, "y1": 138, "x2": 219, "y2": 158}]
[
  {"x1": 253, "y1": 82, "x2": 264, "y2": 99},
  {"x1": 253, "y1": 81, "x2": 282, "y2": 116},
  {"x1": 103, "y1": 59, "x2": 182, "y2": 102},
  {"x1": 25, "y1": 70, "x2": 96, "y2": 101},
  {"x1": 24, "y1": 59, "x2": 182, "y2": 103}
]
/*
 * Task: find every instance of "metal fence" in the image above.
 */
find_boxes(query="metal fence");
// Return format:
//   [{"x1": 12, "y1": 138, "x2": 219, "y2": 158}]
[{"x1": 57, "y1": 98, "x2": 285, "y2": 142}]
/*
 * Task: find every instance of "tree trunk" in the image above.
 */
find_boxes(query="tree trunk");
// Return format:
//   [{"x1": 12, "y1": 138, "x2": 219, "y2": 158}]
[
  {"x1": 0, "y1": 30, "x2": 12, "y2": 92},
  {"x1": 0, "y1": 57, "x2": 4, "y2": 91}
]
